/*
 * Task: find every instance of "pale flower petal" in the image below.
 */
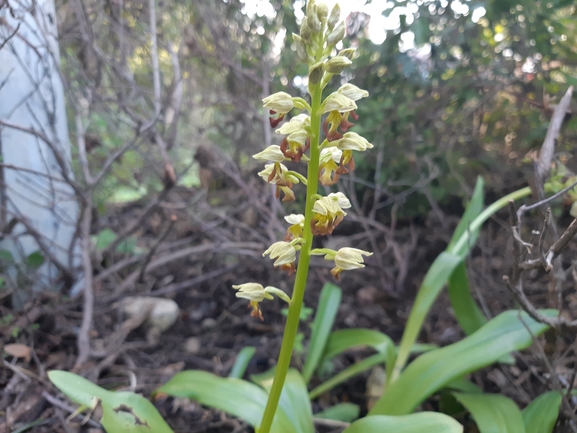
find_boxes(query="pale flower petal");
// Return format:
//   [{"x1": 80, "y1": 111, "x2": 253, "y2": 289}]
[
  {"x1": 253, "y1": 145, "x2": 286, "y2": 162},
  {"x1": 327, "y1": 192, "x2": 351, "y2": 209},
  {"x1": 232, "y1": 283, "x2": 274, "y2": 302},
  {"x1": 263, "y1": 241, "x2": 297, "y2": 266},
  {"x1": 285, "y1": 214, "x2": 305, "y2": 225},
  {"x1": 337, "y1": 83, "x2": 369, "y2": 101},
  {"x1": 335, "y1": 132, "x2": 373, "y2": 152},
  {"x1": 322, "y1": 92, "x2": 357, "y2": 114},
  {"x1": 263, "y1": 92, "x2": 295, "y2": 115},
  {"x1": 334, "y1": 247, "x2": 373, "y2": 271}
]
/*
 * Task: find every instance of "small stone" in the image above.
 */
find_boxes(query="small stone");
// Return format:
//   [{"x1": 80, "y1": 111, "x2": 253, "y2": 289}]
[
  {"x1": 119, "y1": 296, "x2": 180, "y2": 332},
  {"x1": 185, "y1": 337, "x2": 201, "y2": 354},
  {"x1": 201, "y1": 318, "x2": 218, "y2": 330},
  {"x1": 357, "y1": 286, "x2": 378, "y2": 305}
]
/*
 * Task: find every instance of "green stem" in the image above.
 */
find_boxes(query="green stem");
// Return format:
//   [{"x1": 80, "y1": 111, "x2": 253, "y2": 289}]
[{"x1": 257, "y1": 67, "x2": 324, "y2": 433}]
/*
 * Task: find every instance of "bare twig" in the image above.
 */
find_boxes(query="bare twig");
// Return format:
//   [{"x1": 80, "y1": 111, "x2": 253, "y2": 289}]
[
  {"x1": 534, "y1": 86, "x2": 574, "y2": 194},
  {"x1": 138, "y1": 217, "x2": 176, "y2": 283},
  {"x1": 74, "y1": 196, "x2": 94, "y2": 370}
]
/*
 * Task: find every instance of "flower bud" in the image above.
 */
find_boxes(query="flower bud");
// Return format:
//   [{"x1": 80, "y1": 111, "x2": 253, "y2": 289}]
[
  {"x1": 327, "y1": 21, "x2": 345, "y2": 46},
  {"x1": 338, "y1": 48, "x2": 356, "y2": 60},
  {"x1": 293, "y1": 33, "x2": 308, "y2": 62},
  {"x1": 308, "y1": 62, "x2": 325, "y2": 85},
  {"x1": 307, "y1": 9, "x2": 321, "y2": 34},
  {"x1": 316, "y1": 2, "x2": 329, "y2": 23},
  {"x1": 327, "y1": 3, "x2": 341, "y2": 31},
  {"x1": 325, "y1": 56, "x2": 353, "y2": 74},
  {"x1": 306, "y1": 0, "x2": 316, "y2": 16},
  {"x1": 300, "y1": 19, "x2": 312, "y2": 41}
]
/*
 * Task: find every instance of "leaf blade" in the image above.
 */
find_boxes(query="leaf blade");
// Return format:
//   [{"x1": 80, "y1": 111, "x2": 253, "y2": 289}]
[
  {"x1": 370, "y1": 310, "x2": 556, "y2": 415},
  {"x1": 302, "y1": 283, "x2": 342, "y2": 384},
  {"x1": 455, "y1": 393, "x2": 525, "y2": 433},
  {"x1": 343, "y1": 413, "x2": 463, "y2": 433}
]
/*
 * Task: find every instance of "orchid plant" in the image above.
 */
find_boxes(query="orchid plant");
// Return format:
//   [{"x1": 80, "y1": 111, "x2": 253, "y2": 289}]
[
  {"x1": 47, "y1": 2, "x2": 565, "y2": 433},
  {"x1": 232, "y1": 2, "x2": 375, "y2": 431}
]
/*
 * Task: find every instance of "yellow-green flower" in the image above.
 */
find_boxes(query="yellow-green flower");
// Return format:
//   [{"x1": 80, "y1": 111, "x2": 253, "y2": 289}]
[
  {"x1": 232, "y1": 283, "x2": 290, "y2": 320},
  {"x1": 263, "y1": 241, "x2": 300, "y2": 274},
  {"x1": 310, "y1": 193, "x2": 351, "y2": 236},
  {"x1": 319, "y1": 147, "x2": 343, "y2": 186},
  {"x1": 284, "y1": 214, "x2": 305, "y2": 240},
  {"x1": 311, "y1": 248, "x2": 373, "y2": 280},
  {"x1": 258, "y1": 162, "x2": 301, "y2": 201},
  {"x1": 276, "y1": 114, "x2": 310, "y2": 162}
]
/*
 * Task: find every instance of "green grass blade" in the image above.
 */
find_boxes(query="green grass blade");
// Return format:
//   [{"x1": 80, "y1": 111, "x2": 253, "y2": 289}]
[
  {"x1": 229, "y1": 346, "x2": 256, "y2": 379},
  {"x1": 522, "y1": 391, "x2": 562, "y2": 433},
  {"x1": 455, "y1": 393, "x2": 525, "y2": 433},
  {"x1": 392, "y1": 251, "x2": 463, "y2": 380},
  {"x1": 343, "y1": 413, "x2": 463, "y2": 433},
  {"x1": 370, "y1": 310, "x2": 556, "y2": 416},
  {"x1": 302, "y1": 283, "x2": 342, "y2": 384},
  {"x1": 393, "y1": 186, "x2": 533, "y2": 381},
  {"x1": 321, "y1": 328, "x2": 395, "y2": 362},
  {"x1": 447, "y1": 176, "x2": 484, "y2": 251},
  {"x1": 448, "y1": 261, "x2": 487, "y2": 335}
]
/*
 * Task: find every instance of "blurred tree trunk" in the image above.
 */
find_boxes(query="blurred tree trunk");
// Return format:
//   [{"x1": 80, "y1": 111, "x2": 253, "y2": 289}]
[{"x1": 0, "y1": 0, "x2": 79, "y2": 305}]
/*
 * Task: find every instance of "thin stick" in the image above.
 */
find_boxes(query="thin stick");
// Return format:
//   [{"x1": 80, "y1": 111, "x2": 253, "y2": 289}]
[{"x1": 74, "y1": 195, "x2": 94, "y2": 369}]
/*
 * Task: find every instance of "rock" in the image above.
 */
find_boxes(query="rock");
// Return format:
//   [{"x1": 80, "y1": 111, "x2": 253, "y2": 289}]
[
  {"x1": 119, "y1": 296, "x2": 179, "y2": 332},
  {"x1": 201, "y1": 318, "x2": 218, "y2": 330},
  {"x1": 185, "y1": 337, "x2": 201, "y2": 354}
]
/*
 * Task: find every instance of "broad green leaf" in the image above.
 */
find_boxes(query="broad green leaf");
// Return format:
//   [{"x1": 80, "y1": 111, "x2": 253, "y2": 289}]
[
  {"x1": 26, "y1": 251, "x2": 45, "y2": 269},
  {"x1": 343, "y1": 412, "x2": 463, "y2": 433},
  {"x1": 156, "y1": 371, "x2": 274, "y2": 430},
  {"x1": 275, "y1": 369, "x2": 314, "y2": 433},
  {"x1": 444, "y1": 376, "x2": 482, "y2": 394},
  {"x1": 302, "y1": 283, "x2": 342, "y2": 384},
  {"x1": 48, "y1": 371, "x2": 173, "y2": 433},
  {"x1": 455, "y1": 393, "x2": 525, "y2": 433},
  {"x1": 250, "y1": 369, "x2": 314, "y2": 433},
  {"x1": 315, "y1": 403, "x2": 360, "y2": 422},
  {"x1": 447, "y1": 176, "x2": 484, "y2": 251},
  {"x1": 448, "y1": 261, "x2": 487, "y2": 335},
  {"x1": 229, "y1": 346, "x2": 256, "y2": 379},
  {"x1": 94, "y1": 229, "x2": 117, "y2": 250},
  {"x1": 0, "y1": 249, "x2": 14, "y2": 263},
  {"x1": 370, "y1": 310, "x2": 556, "y2": 416},
  {"x1": 309, "y1": 352, "x2": 388, "y2": 400},
  {"x1": 522, "y1": 391, "x2": 562, "y2": 433},
  {"x1": 116, "y1": 237, "x2": 137, "y2": 254},
  {"x1": 156, "y1": 370, "x2": 306, "y2": 433}
]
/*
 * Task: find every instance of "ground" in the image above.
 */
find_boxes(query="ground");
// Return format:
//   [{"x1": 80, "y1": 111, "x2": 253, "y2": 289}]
[{"x1": 1, "y1": 177, "x2": 576, "y2": 433}]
